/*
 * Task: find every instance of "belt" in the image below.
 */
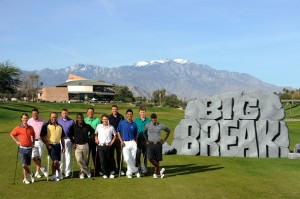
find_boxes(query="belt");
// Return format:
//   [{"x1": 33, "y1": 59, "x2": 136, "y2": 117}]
[
  {"x1": 35, "y1": 139, "x2": 42, "y2": 141},
  {"x1": 64, "y1": 137, "x2": 70, "y2": 139},
  {"x1": 76, "y1": 142, "x2": 88, "y2": 145},
  {"x1": 98, "y1": 143, "x2": 108, "y2": 146},
  {"x1": 49, "y1": 142, "x2": 60, "y2": 145},
  {"x1": 19, "y1": 146, "x2": 32, "y2": 149},
  {"x1": 150, "y1": 141, "x2": 160, "y2": 144}
]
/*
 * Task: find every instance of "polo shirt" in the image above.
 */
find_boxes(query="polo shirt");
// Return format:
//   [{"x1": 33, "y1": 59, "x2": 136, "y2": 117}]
[
  {"x1": 70, "y1": 122, "x2": 95, "y2": 145},
  {"x1": 28, "y1": 117, "x2": 46, "y2": 140},
  {"x1": 108, "y1": 113, "x2": 124, "y2": 130},
  {"x1": 40, "y1": 122, "x2": 65, "y2": 143},
  {"x1": 117, "y1": 120, "x2": 138, "y2": 141},
  {"x1": 84, "y1": 117, "x2": 101, "y2": 130},
  {"x1": 10, "y1": 125, "x2": 35, "y2": 147},
  {"x1": 143, "y1": 122, "x2": 170, "y2": 142},
  {"x1": 57, "y1": 117, "x2": 75, "y2": 138},
  {"x1": 95, "y1": 124, "x2": 116, "y2": 144},
  {"x1": 134, "y1": 117, "x2": 151, "y2": 139}
]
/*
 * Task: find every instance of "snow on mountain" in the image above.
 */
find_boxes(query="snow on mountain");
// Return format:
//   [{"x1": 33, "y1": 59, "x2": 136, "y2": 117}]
[
  {"x1": 135, "y1": 61, "x2": 149, "y2": 67},
  {"x1": 173, "y1": 59, "x2": 190, "y2": 64},
  {"x1": 135, "y1": 59, "x2": 187, "y2": 67}
]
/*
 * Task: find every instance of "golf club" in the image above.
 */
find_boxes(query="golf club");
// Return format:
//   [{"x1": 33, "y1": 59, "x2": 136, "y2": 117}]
[
  {"x1": 93, "y1": 146, "x2": 98, "y2": 179},
  {"x1": 119, "y1": 147, "x2": 123, "y2": 178},
  {"x1": 47, "y1": 155, "x2": 50, "y2": 182},
  {"x1": 13, "y1": 146, "x2": 19, "y2": 185},
  {"x1": 71, "y1": 153, "x2": 74, "y2": 181}
]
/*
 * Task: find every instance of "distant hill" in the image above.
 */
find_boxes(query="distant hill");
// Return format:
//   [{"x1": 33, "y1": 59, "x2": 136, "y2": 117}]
[{"x1": 25, "y1": 59, "x2": 282, "y2": 100}]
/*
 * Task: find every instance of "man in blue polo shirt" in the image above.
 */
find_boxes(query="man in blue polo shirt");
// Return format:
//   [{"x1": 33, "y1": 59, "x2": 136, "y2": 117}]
[
  {"x1": 57, "y1": 108, "x2": 75, "y2": 178},
  {"x1": 134, "y1": 107, "x2": 151, "y2": 175},
  {"x1": 117, "y1": 109, "x2": 141, "y2": 178}
]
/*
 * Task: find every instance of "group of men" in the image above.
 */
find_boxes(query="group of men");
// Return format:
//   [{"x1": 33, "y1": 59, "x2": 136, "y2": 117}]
[{"x1": 10, "y1": 105, "x2": 171, "y2": 184}]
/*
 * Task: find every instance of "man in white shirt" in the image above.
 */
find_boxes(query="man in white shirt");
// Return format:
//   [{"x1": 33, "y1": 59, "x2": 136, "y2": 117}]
[{"x1": 95, "y1": 114, "x2": 117, "y2": 179}]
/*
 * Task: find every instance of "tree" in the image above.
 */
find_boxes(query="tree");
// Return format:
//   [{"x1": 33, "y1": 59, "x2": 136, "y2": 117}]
[
  {"x1": 113, "y1": 85, "x2": 135, "y2": 102},
  {"x1": 19, "y1": 72, "x2": 40, "y2": 101},
  {"x1": 165, "y1": 94, "x2": 181, "y2": 108},
  {"x1": 152, "y1": 89, "x2": 166, "y2": 105},
  {"x1": 0, "y1": 61, "x2": 21, "y2": 94}
]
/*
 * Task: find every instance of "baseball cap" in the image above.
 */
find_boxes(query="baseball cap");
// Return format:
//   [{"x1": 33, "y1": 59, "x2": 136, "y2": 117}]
[{"x1": 150, "y1": 113, "x2": 157, "y2": 119}]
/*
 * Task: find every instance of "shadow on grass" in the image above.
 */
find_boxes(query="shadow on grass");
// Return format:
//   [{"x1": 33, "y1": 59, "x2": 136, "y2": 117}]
[
  {"x1": 159, "y1": 164, "x2": 224, "y2": 177},
  {"x1": 0, "y1": 105, "x2": 30, "y2": 113},
  {"x1": 33, "y1": 165, "x2": 223, "y2": 182}
]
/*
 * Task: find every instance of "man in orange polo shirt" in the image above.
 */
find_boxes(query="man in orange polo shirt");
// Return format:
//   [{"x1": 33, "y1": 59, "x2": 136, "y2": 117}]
[{"x1": 10, "y1": 113, "x2": 35, "y2": 184}]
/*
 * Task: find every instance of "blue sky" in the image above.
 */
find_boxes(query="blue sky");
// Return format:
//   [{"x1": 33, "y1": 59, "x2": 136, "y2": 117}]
[{"x1": 0, "y1": 0, "x2": 299, "y2": 88}]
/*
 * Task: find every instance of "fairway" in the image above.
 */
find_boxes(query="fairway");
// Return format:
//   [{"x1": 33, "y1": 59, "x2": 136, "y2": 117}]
[{"x1": 1, "y1": 102, "x2": 300, "y2": 199}]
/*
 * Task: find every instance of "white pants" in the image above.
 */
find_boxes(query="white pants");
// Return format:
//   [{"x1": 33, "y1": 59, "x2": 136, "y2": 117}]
[
  {"x1": 60, "y1": 138, "x2": 72, "y2": 176},
  {"x1": 123, "y1": 140, "x2": 138, "y2": 175},
  {"x1": 32, "y1": 140, "x2": 45, "y2": 158}
]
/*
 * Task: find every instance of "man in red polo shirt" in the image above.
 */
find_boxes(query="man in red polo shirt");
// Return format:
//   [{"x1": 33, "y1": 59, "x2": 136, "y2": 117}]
[{"x1": 10, "y1": 113, "x2": 35, "y2": 184}]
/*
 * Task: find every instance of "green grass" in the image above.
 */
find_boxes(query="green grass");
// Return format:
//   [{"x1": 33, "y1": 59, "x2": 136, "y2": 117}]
[
  {"x1": 1, "y1": 102, "x2": 300, "y2": 199},
  {"x1": 284, "y1": 102, "x2": 300, "y2": 119}
]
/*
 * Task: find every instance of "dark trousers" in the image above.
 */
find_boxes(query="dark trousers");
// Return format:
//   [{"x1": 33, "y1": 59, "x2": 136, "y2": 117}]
[
  {"x1": 97, "y1": 145, "x2": 115, "y2": 176},
  {"x1": 88, "y1": 140, "x2": 101, "y2": 174},
  {"x1": 109, "y1": 138, "x2": 123, "y2": 172},
  {"x1": 136, "y1": 139, "x2": 148, "y2": 172}
]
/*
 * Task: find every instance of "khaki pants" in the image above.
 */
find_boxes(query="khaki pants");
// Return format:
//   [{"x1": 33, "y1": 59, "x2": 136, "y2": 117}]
[{"x1": 75, "y1": 143, "x2": 89, "y2": 175}]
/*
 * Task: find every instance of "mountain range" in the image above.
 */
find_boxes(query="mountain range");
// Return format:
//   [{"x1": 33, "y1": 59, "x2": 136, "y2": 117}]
[{"x1": 27, "y1": 59, "x2": 282, "y2": 100}]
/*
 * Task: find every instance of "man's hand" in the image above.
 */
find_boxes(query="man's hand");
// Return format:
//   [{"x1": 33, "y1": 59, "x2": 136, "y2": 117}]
[
  {"x1": 146, "y1": 140, "x2": 150, "y2": 145},
  {"x1": 160, "y1": 139, "x2": 165, "y2": 145},
  {"x1": 72, "y1": 144, "x2": 76, "y2": 149},
  {"x1": 62, "y1": 148, "x2": 65, "y2": 153},
  {"x1": 121, "y1": 141, "x2": 125, "y2": 147}
]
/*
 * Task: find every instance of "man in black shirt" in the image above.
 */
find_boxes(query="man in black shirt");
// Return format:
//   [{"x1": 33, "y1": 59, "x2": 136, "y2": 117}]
[
  {"x1": 70, "y1": 113, "x2": 95, "y2": 179},
  {"x1": 108, "y1": 105, "x2": 124, "y2": 175}
]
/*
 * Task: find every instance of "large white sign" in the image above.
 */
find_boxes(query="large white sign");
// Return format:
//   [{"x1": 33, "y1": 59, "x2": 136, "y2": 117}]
[{"x1": 171, "y1": 90, "x2": 290, "y2": 157}]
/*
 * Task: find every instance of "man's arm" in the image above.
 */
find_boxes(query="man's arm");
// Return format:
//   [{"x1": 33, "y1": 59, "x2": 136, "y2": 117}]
[
  {"x1": 61, "y1": 138, "x2": 65, "y2": 153},
  {"x1": 31, "y1": 131, "x2": 35, "y2": 148},
  {"x1": 40, "y1": 124, "x2": 51, "y2": 150},
  {"x1": 93, "y1": 126, "x2": 99, "y2": 145},
  {"x1": 60, "y1": 125, "x2": 66, "y2": 153},
  {"x1": 69, "y1": 125, "x2": 75, "y2": 144},
  {"x1": 134, "y1": 124, "x2": 138, "y2": 143},
  {"x1": 143, "y1": 126, "x2": 149, "y2": 144},
  {"x1": 70, "y1": 125, "x2": 76, "y2": 149},
  {"x1": 161, "y1": 125, "x2": 171, "y2": 144},
  {"x1": 117, "y1": 132, "x2": 124, "y2": 147},
  {"x1": 10, "y1": 134, "x2": 20, "y2": 146},
  {"x1": 109, "y1": 129, "x2": 117, "y2": 146}
]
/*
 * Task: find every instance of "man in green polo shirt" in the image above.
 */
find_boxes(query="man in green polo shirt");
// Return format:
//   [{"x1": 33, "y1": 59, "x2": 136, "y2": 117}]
[
  {"x1": 134, "y1": 107, "x2": 151, "y2": 175},
  {"x1": 84, "y1": 107, "x2": 101, "y2": 176}
]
